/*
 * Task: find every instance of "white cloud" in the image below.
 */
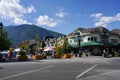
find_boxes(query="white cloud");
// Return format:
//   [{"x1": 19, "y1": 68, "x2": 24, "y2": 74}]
[
  {"x1": 27, "y1": 5, "x2": 36, "y2": 13},
  {"x1": 90, "y1": 13, "x2": 103, "y2": 19},
  {"x1": 0, "y1": 0, "x2": 35, "y2": 24},
  {"x1": 99, "y1": 17, "x2": 115, "y2": 23},
  {"x1": 13, "y1": 18, "x2": 31, "y2": 25},
  {"x1": 90, "y1": 13, "x2": 120, "y2": 27},
  {"x1": 94, "y1": 22, "x2": 107, "y2": 27},
  {"x1": 55, "y1": 8, "x2": 69, "y2": 18},
  {"x1": 115, "y1": 13, "x2": 120, "y2": 20},
  {"x1": 36, "y1": 15, "x2": 61, "y2": 27}
]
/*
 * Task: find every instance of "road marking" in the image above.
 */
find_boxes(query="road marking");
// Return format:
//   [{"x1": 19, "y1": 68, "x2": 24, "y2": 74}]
[
  {"x1": 0, "y1": 65, "x2": 54, "y2": 80},
  {"x1": 75, "y1": 64, "x2": 97, "y2": 79},
  {"x1": 79, "y1": 70, "x2": 120, "y2": 80}
]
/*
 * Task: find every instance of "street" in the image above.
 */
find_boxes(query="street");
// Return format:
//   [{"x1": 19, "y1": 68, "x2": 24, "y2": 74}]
[{"x1": 0, "y1": 57, "x2": 120, "y2": 80}]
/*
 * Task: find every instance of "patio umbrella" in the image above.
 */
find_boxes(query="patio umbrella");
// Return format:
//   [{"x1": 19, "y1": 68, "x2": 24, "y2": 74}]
[
  {"x1": 44, "y1": 47, "x2": 53, "y2": 51},
  {"x1": 14, "y1": 48, "x2": 21, "y2": 52}
]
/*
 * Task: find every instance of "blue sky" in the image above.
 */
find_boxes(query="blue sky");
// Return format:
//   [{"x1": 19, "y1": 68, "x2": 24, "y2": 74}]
[{"x1": 0, "y1": 0, "x2": 120, "y2": 34}]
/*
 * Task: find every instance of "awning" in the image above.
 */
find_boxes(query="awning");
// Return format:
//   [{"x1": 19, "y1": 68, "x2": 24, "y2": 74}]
[
  {"x1": 81, "y1": 42, "x2": 103, "y2": 47},
  {"x1": 70, "y1": 42, "x2": 103, "y2": 47},
  {"x1": 103, "y1": 43, "x2": 118, "y2": 47}
]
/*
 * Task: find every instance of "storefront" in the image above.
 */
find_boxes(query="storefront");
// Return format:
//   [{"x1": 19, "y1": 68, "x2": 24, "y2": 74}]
[{"x1": 70, "y1": 42, "x2": 103, "y2": 56}]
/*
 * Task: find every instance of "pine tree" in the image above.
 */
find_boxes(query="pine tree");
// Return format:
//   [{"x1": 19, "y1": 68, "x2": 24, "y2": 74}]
[
  {"x1": 35, "y1": 34, "x2": 41, "y2": 50},
  {"x1": 63, "y1": 38, "x2": 71, "y2": 54},
  {"x1": 0, "y1": 29, "x2": 12, "y2": 51}
]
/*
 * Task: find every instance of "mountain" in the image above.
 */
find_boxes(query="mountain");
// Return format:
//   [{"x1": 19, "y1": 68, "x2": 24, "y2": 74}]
[{"x1": 5, "y1": 24, "x2": 64, "y2": 46}]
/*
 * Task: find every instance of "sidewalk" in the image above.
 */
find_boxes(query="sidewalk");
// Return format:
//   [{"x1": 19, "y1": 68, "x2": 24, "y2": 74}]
[{"x1": 1, "y1": 55, "x2": 120, "y2": 64}]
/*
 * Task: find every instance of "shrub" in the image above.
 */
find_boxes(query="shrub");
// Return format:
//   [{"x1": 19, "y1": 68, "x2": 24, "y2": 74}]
[{"x1": 114, "y1": 51, "x2": 119, "y2": 57}]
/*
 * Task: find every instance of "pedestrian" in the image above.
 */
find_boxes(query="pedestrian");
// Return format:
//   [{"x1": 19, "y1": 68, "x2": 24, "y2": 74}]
[
  {"x1": 13, "y1": 51, "x2": 17, "y2": 57},
  {"x1": 9, "y1": 50, "x2": 13, "y2": 58},
  {"x1": 51, "y1": 50, "x2": 54, "y2": 58},
  {"x1": 103, "y1": 49, "x2": 107, "y2": 57},
  {"x1": 118, "y1": 49, "x2": 120, "y2": 56},
  {"x1": 79, "y1": 50, "x2": 82, "y2": 57}
]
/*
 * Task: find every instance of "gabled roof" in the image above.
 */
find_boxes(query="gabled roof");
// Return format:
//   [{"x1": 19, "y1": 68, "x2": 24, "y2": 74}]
[
  {"x1": 82, "y1": 27, "x2": 109, "y2": 33},
  {"x1": 68, "y1": 27, "x2": 120, "y2": 36},
  {"x1": 111, "y1": 29, "x2": 120, "y2": 36}
]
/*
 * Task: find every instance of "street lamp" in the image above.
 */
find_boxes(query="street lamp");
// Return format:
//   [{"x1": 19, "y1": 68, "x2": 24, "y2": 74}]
[
  {"x1": 0, "y1": 22, "x2": 3, "y2": 51},
  {"x1": 78, "y1": 36, "x2": 81, "y2": 49},
  {"x1": 75, "y1": 34, "x2": 81, "y2": 57},
  {"x1": 77, "y1": 35, "x2": 82, "y2": 57}
]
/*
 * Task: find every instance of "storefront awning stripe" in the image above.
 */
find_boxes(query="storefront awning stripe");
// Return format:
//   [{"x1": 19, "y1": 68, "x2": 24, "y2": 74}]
[{"x1": 70, "y1": 42, "x2": 103, "y2": 47}]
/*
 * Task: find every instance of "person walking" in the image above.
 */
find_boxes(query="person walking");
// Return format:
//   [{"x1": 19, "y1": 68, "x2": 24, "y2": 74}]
[
  {"x1": 51, "y1": 50, "x2": 55, "y2": 58},
  {"x1": 9, "y1": 50, "x2": 13, "y2": 58},
  {"x1": 79, "y1": 49, "x2": 82, "y2": 57}
]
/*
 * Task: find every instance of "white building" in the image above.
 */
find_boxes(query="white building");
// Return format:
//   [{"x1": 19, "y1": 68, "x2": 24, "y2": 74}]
[{"x1": 68, "y1": 27, "x2": 120, "y2": 56}]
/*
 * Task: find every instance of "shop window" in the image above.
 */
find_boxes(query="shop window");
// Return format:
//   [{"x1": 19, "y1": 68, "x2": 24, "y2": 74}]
[
  {"x1": 88, "y1": 38, "x2": 90, "y2": 41},
  {"x1": 88, "y1": 37, "x2": 97, "y2": 42},
  {"x1": 91, "y1": 37, "x2": 93, "y2": 41},
  {"x1": 94, "y1": 38, "x2": 97, "y2": 41}
]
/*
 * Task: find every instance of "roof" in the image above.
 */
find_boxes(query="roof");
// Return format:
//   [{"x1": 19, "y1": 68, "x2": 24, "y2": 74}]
[
  {"x1": 68, "y1": 27, "x2": 120, "y2": 37},
  {"x1": 77, "y1": 27, "x2": 110, "y2": 33},
  {"x1": 111, "y1": 29, "x2": 120, "y2": 36}
]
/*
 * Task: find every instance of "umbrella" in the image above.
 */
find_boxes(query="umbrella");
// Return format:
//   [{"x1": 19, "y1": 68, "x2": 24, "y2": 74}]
[
  {"x1": 44, "y1": 47, "x2": 53, "y2": 51},
  {"x1": 14, "y1": 48, "x2": 21, "y2": 52},
  {"x1": 0, "y1": 51, "x2": 9, "y2": 54}
]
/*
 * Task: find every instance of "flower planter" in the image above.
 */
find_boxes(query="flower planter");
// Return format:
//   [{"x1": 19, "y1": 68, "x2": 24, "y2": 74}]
[
  {"x1": 18, "y1": 55, "x2": 28, "y2": 61},
  {"x1": 83, "y1": 53, "x2": 88, "y2": 57},
  {"x1": 54, "y1": 54, "x2": 62, "y2": 58},
  {"x1": 64, "y1": 54, "x2": 71, "y2": 58},
  {"x1": 33, "y1": 55, "x2": 44, "y2": 60}
]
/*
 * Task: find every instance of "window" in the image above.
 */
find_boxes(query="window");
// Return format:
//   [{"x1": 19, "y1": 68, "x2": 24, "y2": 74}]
[
  {"x1": 91, "y1": 37, "x2": 93, "y2": 41},
  {"x1": 94, "y1": 38, "x2": 97, "y2": 41},
  {"x1": 51, "y1": 42, "x2": 54, "y2": 46},
  {"x1": 92, "y1": 37, "x2": 97, "y2": 42},
  {"x1": 74, "y1": 32, "x2": 80, "y2": 36},
  {"x1": 88, "y1": 37, "x2": 97, "y2": 42},
  {"x1": 111, "y1": 39, "x2": 118, "y2": 43},
  {"x1": 70, "y1": 40, "x2": 72, "y2": 43},
  {"x1": 74, "y1": 39, "x2": 78, "y2": 43},
  {"x1": 88, "y1": 38, "x2": 90, "y2": 41}
]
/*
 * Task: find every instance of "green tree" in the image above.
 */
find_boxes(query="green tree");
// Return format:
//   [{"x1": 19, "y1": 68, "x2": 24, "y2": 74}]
[
  {"x1": 0, "y1": 29, "x2": 12, "y2": 51},
  {"x1": 19, "y1": 41, "x2": 29, "y2": 52},
  {"x1": 63, "y1": 38, "x2": 71, "y2": 54},
  {"x1": 35, "y1": 34, "x2": 41, "y2": 50}
]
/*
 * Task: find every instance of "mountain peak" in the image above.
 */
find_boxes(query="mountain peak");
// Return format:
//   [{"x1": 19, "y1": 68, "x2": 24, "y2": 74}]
[{"x1": 5, "y1": 24, "x2": 64, "y2": 46}]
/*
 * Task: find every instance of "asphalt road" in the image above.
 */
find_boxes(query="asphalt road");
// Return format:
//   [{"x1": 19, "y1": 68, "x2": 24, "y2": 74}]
[{"x1": 0, "y1": 57, "x2": 120, "y2": 80}]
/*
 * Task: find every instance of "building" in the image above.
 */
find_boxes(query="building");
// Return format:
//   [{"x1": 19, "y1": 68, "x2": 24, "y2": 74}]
[
  {"x1": 56, "y1": 35, "x2": 66, "y2": 48},
  {"x1": 43, "y1": 36, "x2": 57, "y2": 50},
  {"x1": 68, "y1": 27, "x2": 120, "y2": 56}
]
